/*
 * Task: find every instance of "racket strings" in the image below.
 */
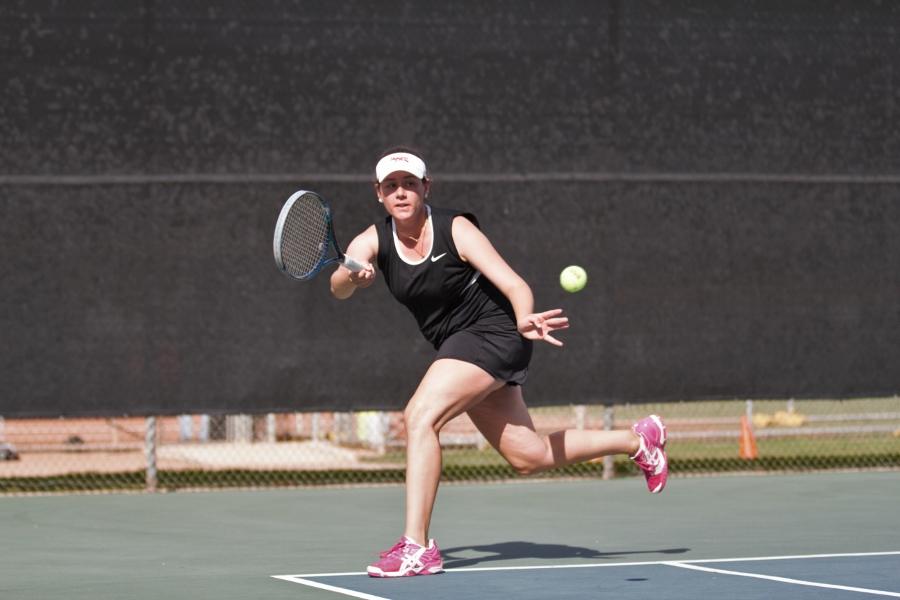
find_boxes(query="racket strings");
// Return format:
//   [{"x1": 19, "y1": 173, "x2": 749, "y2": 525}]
[{"x1": 281, "y1": 195, "x2": 330, "y2": 277}]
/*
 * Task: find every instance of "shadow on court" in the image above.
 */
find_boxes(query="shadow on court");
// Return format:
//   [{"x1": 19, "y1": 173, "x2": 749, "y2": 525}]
[
  {"x1": 3, "y1": 473, "x2": 899, "y2": 599},
  {"x1": 442, "y1": 541, "x2": 690, "y2": 568}
]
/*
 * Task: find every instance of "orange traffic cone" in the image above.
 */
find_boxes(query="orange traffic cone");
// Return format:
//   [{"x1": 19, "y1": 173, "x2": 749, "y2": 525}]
[{"x1": 739, "y1": 415, "x2": 758, "y2": 460}]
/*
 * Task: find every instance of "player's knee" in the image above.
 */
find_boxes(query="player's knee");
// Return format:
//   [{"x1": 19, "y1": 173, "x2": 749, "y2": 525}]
[
  {"x1": 506, "y1": 445, "x2": 550, "y2": 476},
  {"x1": 403, "y1": 404, "x2": 439, "y2": 437},
  {"x1": 510, "y1": 461, "x2": 536, "y2": 476},
  {"x1": 509, "y1": 458, "x2": 543, "y2": 476}
]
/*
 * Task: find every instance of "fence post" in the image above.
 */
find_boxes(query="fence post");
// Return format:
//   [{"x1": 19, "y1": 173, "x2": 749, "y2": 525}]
[
  {"x1": 574, "y1": 405, "x2": 586, "y2": 430},
  {"x1": 377, "y1": 411, "x2": 390, "y2": 455},
  {"x1": 145, "y1": 416, "x2": 158, "y2": 493},
  {"x1": 226, "y1": 414, "x2": 253, "y2": 443},
  {"x1": 311, "y1": 413, "x2": 321, "y2": 441},
  {"x1": 266, "y1": 413, "x2": 276, "y2": 443},
  {"x1": 602, "y1": 405, "x2": 615, "y2": 480}
]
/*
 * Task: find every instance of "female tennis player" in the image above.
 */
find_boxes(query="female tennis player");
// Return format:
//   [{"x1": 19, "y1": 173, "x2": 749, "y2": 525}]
[{"x1": 330, "y1": 147, "x2": 668, "y2": 578}]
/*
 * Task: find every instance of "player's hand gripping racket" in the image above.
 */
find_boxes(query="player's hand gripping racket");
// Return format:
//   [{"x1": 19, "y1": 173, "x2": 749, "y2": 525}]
[{"x1": 273, "y1": 190, "x2": 365, "y2": 280}]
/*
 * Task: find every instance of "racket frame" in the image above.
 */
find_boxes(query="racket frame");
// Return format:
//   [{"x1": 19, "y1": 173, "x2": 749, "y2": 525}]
[{"x1": 273, "y1": 189, "x2": 365, "y2": 280}]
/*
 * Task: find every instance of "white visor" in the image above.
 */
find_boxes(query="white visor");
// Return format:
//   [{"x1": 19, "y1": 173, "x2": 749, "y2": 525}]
[{"x1": 375, "y1": 152, "x2": 427, "y2": 183}]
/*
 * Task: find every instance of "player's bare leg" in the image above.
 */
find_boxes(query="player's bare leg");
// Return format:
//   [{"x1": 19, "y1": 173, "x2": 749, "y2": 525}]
[
  {"x1": 402, "y1": 359, "x2": 504, "y2": 544},
  {"x1": 466, "y1": 385, "x2": 640, "y2": 474},
  {"x1": 368, "y1": 359, "x2": 503, "y2": 577}
]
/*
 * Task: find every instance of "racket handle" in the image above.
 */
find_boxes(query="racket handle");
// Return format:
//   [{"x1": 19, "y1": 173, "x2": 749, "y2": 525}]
[{"x1": 342, "y1": 256, "x2": 366, "y2": 273}]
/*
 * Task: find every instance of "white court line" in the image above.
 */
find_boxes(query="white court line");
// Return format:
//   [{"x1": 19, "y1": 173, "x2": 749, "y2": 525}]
[
  {"x1": 271, "y1": 558, "x2": 690, "y2": 581},
  {"x1": 664, "y1": 561, "x2": 900, "y2": 597},
  {"x1": 676, "y1": 550, "x2": 900, "y2": 565},
  {"x1": 271, "y1": 575, "x2": 391, "y2": 600},
  {"x1": 274, "y1": 551, "x2": 900, "y2": 578},
  {"x1": 272, "y1": 551, "x2": 900, "y2": 597}
]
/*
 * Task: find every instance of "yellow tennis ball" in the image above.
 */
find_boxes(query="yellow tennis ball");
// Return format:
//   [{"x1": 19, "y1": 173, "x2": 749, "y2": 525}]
[{"x1": 560, "y1": 265, "x2": 587, "y2": 293}]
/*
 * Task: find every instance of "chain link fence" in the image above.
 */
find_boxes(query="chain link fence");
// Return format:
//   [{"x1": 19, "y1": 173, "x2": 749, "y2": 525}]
[{"x1": 1, "y1": 398, "x2": 898, "y2": 494}]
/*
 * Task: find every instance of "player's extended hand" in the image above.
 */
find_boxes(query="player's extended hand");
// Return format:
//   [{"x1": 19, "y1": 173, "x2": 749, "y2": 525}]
[
  {"x1": 346, "y1": 262, "x2": 376, "y2": 288},
  {"x1": 517, "y1": 309, "x2": 569, "y2": 347}
]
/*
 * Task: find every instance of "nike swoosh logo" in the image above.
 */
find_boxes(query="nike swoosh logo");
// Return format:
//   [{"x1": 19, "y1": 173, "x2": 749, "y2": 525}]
[{"x1": 431, "y1": 253, "x2": 447, "y2": 262}]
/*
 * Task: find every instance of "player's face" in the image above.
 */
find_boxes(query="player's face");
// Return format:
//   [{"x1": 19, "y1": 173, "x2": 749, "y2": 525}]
[{"x1": 376, "y1": 171, "x2": 430, "y2": 219}]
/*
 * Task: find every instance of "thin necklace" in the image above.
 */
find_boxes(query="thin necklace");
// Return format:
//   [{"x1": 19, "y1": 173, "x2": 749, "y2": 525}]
[
  {"x1": 400, "y1": 224, "x2": 427, "y2": 257},
  {"x1": 400, "y1": 220, "x2": 427, "y2": 244}
]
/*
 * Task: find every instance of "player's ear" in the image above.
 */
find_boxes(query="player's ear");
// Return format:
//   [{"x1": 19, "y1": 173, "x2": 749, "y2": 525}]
[{"x1": 374, "y1": 182, "x2": 384, "y2": 203}]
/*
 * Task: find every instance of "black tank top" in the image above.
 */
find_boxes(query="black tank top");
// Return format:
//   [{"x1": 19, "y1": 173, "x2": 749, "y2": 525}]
[{"x1": 375, "y1": 206, "x2": 519, "y2": 349}]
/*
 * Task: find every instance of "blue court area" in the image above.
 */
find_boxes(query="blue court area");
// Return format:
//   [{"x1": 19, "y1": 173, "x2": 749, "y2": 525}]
[
  {"x1": 269, "y1": 471, "x2": 900, "y2": 600},
  {"x1": 277, "y1": 551, "x2": 900, "y2": 600},
  {"x1": 275, "y1": 553, "x2": 900, "y2": 599}
]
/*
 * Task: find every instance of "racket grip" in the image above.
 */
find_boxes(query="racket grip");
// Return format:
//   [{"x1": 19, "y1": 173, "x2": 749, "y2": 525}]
[{"x1": 342, "y1": 256, "x2": 366, "y2": 272}]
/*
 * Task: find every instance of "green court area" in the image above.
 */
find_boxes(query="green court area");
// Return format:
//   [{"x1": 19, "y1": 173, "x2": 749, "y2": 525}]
[{"x1": 1, "y1": 471, "x2": 898, "y2": 599}]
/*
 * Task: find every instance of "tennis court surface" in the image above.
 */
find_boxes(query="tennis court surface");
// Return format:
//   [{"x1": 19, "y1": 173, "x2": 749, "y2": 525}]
[
  {"x1": 277, "y1": 553, "x2": 900, "y2": 599},
  {"x1": 2, "y1": 471, "x2": 898, "y2": 599}
]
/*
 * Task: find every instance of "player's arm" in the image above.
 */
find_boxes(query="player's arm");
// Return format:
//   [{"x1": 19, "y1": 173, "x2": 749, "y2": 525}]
[
  {"x1": 452, "y1": 216, "x2": 569, "y2": 346},
  {"x1": 330, "y1": 225, "x2": 378, "y2": 300}
]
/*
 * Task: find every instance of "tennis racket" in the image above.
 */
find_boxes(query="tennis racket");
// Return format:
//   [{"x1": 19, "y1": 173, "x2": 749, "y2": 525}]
[{"x1": 273, "y1": 190, "x2": 366, "y2": 280}]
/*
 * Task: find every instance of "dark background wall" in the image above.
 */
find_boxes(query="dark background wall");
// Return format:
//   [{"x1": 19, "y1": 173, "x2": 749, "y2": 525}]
[{"x1": 1, "y1": 1, "x2": 898, "y2": 417}]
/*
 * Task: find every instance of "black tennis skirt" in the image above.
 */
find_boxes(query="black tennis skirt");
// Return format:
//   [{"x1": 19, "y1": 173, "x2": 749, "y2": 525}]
[{"x1": 435, "y1": 327, "x2": 533, "y2": 385}]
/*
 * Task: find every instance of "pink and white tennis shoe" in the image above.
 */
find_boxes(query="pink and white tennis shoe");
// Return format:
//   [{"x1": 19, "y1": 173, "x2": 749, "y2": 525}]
[
  {"x1": 631, "y1": 414, "x2": 668, "y2": 493},
  {"x1": 367, "y1": 537, "x2": 444, "y2": 577}
]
